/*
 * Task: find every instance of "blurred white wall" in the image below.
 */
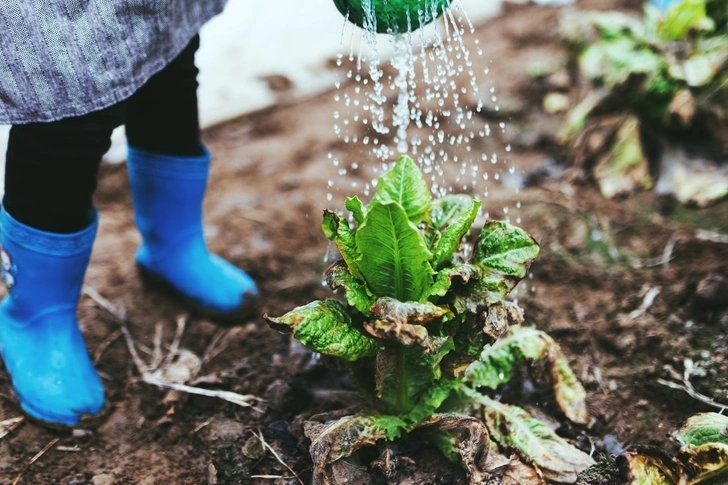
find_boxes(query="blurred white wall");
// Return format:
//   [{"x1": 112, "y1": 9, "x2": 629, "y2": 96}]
[{"x1": 0, "y1": 0, "x2": 503, "y2": 191}]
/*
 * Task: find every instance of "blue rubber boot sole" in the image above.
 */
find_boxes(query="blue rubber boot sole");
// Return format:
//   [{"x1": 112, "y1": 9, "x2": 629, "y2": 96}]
[{"x1": 0, "y1": 208, "x2": 105, "y2": 426}]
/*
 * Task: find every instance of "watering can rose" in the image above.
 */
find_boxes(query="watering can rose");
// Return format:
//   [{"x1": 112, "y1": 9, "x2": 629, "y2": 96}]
[{"x1": 333, "y1": 0, "x2": 453, "y2": 34}]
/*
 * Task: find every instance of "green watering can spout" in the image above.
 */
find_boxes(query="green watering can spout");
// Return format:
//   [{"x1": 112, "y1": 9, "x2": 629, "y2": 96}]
[{"x1": 333, "y1": 0, "x2": 453, "y2": 34}]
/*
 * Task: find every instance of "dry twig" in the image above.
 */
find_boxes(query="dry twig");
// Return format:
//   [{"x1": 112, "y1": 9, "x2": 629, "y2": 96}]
[
  {"x1": 658, "y1": 360, "x2": 728, "y2": 412},
  {"x1": 85, "y1": 286, "x2": 264, "y2": 412},
  {"x1": 696, "y1": 229, "x2": 728, "y2": 244},
  {"x1": 163, "y1": 315, "x2": 188, "y2": 370},
  {"x1": 0, "y1": 416, "x2": 24, "y2": 440},
  {"x1": 643, "y1": 235, "x2": 678, "y2": 268},
  {"x1": 12, "y1": 437, "x2": 60, "y2": 485},
  {"x1": 93, "y1": 328, "x2": 123, "y2": 365},
  {"x1": 151, "y1": 322, "x2": 164, "y2": 370},
  {"x1": 255, "y1": 429, "x2": 304, "y2": 485},
  {"x1": 119, "y1": 320, "x2": 263, "y2": 411}
]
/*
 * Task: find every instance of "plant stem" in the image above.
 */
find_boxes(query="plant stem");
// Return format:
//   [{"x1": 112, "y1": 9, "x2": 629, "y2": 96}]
[{"x1": 396, "y1": 345, "x2": 409, "y2": 416}]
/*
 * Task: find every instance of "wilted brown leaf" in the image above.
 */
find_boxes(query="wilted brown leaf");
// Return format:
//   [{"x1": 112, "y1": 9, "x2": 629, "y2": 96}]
[
  {"x1": 617, "y1": 446, "x2": 681, "y2": 485},
  {"x1": 669, "y1": 89, "x2": 696, "y2": 126},
  {"x1": 480, "y1": 301, "x2": 524, "y2": 342},
  {"x1": 415, "y1": 413, "x2": 491, "y2": 485},
  {"x1": 680, "y1": 442, "x2": 728, "y2": 484},
  {"x1": 594, "y1": 115, "x2": 653, "y2": 199},
  {"x1": 483, "y1": 445, "x2": 546, "y2": 485},
  {"x1": 364, "y1": 297, "x2": 449, "y2": 347},
  {"x1": 478, "y1": 395, "x2": 595, "y2": 484},
  {"x1": 304, "y1": 414, "x2": 394, "y2": 485}
]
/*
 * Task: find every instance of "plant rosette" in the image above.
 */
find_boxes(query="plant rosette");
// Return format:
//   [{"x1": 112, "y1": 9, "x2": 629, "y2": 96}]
[{"x1": 265, "y1": 156, "x2": 595, "y2": 484}]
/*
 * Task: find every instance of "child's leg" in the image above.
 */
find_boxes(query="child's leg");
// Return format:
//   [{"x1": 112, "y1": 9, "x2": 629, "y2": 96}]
[
  {"x1": 0, "y1": 105, "x2": 123, "y2": 426},
  {"x1": 4, "y1": 104, "x2": 125, "y2": 232},
  {"x1": 124, "y1": 35, "x2": 258, "y2": 319},
  {"x1": 125, "y1": 35, "x2": 203, "y2": 157}
]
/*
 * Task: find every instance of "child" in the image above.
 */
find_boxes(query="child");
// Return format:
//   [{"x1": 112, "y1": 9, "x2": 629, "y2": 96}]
[{"x1": 0, "y1": 1, "x2": 257, "y2": 426}]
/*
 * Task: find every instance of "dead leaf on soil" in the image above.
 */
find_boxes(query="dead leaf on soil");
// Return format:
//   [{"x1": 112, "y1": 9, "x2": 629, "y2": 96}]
[
  {"x1": 304, "y1": 414, "x2": 393, "y2": 485},
  {"x1": 482, "y1": 444, "x2": 546, "y2": 485},
  {"x1": 593, "y1": 115, "x2": 653, "y2": 199},
  {"x1": 617, "y1": 446, "x2": 682, "y2": 485},
  {"x1": 466, "y1": 326, "x2": 589, "y2": 425},
  {"x1": 669, "y1": 89, "x2": 697, "y2": 126},
  {"x1": 655, "y1": 146, "x2": 728, "y2": 207},
  {"x1": 415, "y1": 413, "x2": 490, "y2": 485},
  {"x1": 476, "y1": 395, "x2": 595, "y2": 484},
  {"x1": 0, "y1": 416, "x2": 23, "y2": 440},
  {"x1": 679, "y1": 442, "x2": 728, "y2": 484}
]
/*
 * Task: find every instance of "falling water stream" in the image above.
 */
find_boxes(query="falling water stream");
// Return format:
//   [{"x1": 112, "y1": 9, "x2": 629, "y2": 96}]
[{"x1": 326, "y1": 1, "x2": 532, "y2": 297}]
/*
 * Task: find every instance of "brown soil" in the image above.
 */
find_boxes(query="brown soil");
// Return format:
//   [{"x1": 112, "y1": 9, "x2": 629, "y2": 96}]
[{"x1": 1, "y1": 1, "x2": 726, "y2": 484}]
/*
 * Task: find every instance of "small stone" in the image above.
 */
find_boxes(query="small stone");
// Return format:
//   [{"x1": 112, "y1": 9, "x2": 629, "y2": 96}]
[
  {"x1": 546, "y1": 69, "x2": 572, "y2": 91},
  {"x1": 91, "y1": 473, "x2": 115, "y2": 485},
  {"x1": 696, "y1": 274, "x2": 728, "y2": 309},
  {"x1": 330, "y1": 458, "x2": 373, "y2": 484},
  {"x1": 242, "y1": 435, "x2": 265, "y2": 460},
  {"x1": 543, "y1": 92, "x2": 570, "y2": 114},
  {"x1": 264, "y1": 379, "x2": 293, "y2": 412},
  {"x1": 72, "y1": 429, "x2": 93, "y2": 439},
  {"x1": 206, "y1": 418, "x2": 246, "y2": 444}
]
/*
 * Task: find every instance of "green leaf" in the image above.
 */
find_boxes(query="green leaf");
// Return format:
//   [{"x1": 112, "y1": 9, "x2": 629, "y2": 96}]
[
  {"x1": 450, "y1": 267, "x2": 524, "y2": 313},
  {"x1": 672, "y1": 413, "x2": 728, "y2": 447},
  {"x1": 325, "y1": 262, "x2": 376, "y2": 316},
  {"x1": 579, "y1": 39, "x2": 664, "y2": 88},
  {"x1": 473, "y1": 221, "x2": 540, "y2": 279},
  {"x1": 427, "y1": 264, "x2": 480, "y2": 300},
  {"x1": 431, "y1": 194, "x2": 476, "y2": 230},
  {"x1": 591, "y1": 11, "x2": 645, "y2": 39},
  {"x1": 376, "y1": 337, "x2": 454, "y2": 418},
  {"x1": 659, "y1": 0, "x2": 714, "y2": 41},
  {"x1": 402, "y1": 378, "x2": 457, "y2": 424},
  {"x1": 464, "y1": 326, "x2": 589, "y2": 424},
  {"x1": 476, "y1": 394, "x2": 595, "y2": 483},
  {"x1": 432, "y1": 199, "x2": 481, "y2": 270},
  {"x1": 264, "y1": 300, "x2": 378, "y2": 362},
  {"x1": 322, "y1": 210, "x2": 364, "y2": 280},
  {"x1": 356, "y1": 201, "x2": 434, "y2": 302},
  {"x1": 346, "y1": 196, "x2": 366, "y2": 225},
  {"x1": 373, "y1": 155, "x2": 432, "y2": 226}
]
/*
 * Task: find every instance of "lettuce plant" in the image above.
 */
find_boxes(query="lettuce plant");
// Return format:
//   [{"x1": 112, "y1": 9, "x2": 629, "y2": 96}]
[{"x1": 265, "y1": 156, "x2": 593, "y2": 484}]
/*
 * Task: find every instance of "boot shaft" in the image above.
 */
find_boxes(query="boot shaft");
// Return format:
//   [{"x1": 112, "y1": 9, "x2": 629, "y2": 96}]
[
  {"x1": 1, "y1": 208, "x2": 96, "y2": 319},
  {"x1": 126, "y1": 146, "x2": 209, "y2": 256}
]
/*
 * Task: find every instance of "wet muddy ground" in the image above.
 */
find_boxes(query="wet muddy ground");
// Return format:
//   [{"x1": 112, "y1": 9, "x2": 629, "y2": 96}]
[{"x1": 0, "y1": 1, "x2": 726, "y2": 484}]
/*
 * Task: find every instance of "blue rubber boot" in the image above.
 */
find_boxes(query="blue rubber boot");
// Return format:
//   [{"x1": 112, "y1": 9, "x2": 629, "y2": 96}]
[
  {"x1": 127, "y1": 146, "x2": 258, "y2": 319},
  {"x1": 0, "y1": 208, "x2": 104, "y2": 426},
  {"x1": 650, "y1": 0, "x2": 683, "y2": 11}
]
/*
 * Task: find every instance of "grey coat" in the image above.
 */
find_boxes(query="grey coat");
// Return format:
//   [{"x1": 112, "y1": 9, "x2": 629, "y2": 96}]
[{"x1": 0, "y1": 0, "x2": 227, "y2": 124}]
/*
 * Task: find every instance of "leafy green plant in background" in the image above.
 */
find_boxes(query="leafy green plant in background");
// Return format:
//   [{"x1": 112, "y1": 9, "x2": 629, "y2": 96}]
[
  {"x1": 555, "y1": 0, "x2": 728, "y2": 203},
  {"x1": 560, "y1": 0, "x2": 728, "y2": 134},
  {"x1": 266, "y1": 156, "x2": 597, "y2": 484}
]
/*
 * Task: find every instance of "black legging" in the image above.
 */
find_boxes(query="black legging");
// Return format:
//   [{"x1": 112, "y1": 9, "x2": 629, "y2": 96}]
[{"x1": 4, "y1": 35, "x2": 203, "y2": 234}]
